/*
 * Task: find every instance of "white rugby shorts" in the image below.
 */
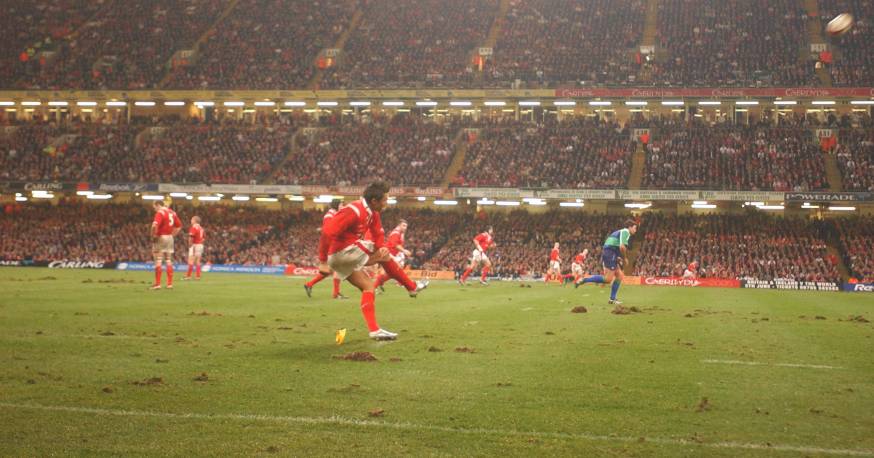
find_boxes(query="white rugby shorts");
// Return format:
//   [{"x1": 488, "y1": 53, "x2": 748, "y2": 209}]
[
  {"x1": 549, "y1": 260, "x2": 560, "y2": 271},
  {"x1": 188, "y1": 243, "x2": 204, "y2": 258},
  {"x1": 572, "y1": 262, "x2": 584, "y2": 276},
  {"x1": 328, "y1": 240, "x2": 374, "y2": 280},
  {"x1": 392, "y1": 251, "x2": 406, "y2": 267},
  {"x1": 471, "y1": 249, "x2": 489, "y2": 265},
  {"x1": 152, "y1": 235, "x2": 174, "y2": 255}
]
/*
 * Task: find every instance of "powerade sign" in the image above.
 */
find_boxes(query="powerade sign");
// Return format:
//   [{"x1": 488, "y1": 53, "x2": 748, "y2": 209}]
[
  {"x1": 117, "y1": 262, "x2": 286, "y2": 275},
  {"x1": 843, "y1": 283, "x2": 874, "y2": 293},
  {"x1": 741, "y1": 279, "x2": 840, "y2": 291}
]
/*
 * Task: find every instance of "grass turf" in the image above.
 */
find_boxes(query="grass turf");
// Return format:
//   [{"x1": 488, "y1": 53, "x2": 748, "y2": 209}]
[{"x1": 1, "y1": 267, "x2": 873, "y2": 457}]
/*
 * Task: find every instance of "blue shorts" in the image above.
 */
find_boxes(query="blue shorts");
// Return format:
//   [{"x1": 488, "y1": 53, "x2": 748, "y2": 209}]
[{"x1": 602, "y1": 246, "x2": 620, "y2": 270}]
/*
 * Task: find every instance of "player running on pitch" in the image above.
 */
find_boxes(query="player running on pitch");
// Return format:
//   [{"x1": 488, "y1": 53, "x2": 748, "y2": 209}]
[
  {"x1": 575, "y1": 220, "x2": 638, "y2": 304},
  {"x1": 150, "y1": 200, "x2": 182, "y2": 290},
  {"x1": 319, "y1": 182, "x2": 428, "y2": 341},
  {"x1": 374, "y1": 219, "x2": 412, "y2": 292},
  {"x1": 305, "y1": 200, "x2": 346, "y2": 299},
  {"x1": 459, "y1": 226, "x2": 495, "y2": 286},
  {"x1": 184, "y1": 216, "x2": 205, "y2": 280},
  {"x1": 546, "y1": 242, "x2": 561, "y2": 283},
  {"x1": 568, "y1": 249, "x2": 589, "y2": 285}
]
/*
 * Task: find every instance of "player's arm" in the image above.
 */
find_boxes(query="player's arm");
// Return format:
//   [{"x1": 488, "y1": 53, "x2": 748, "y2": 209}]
[
  {"x1": 151, "y1": 213, "x2": 162, "y2": 238},
  {"x1": 188, "y1": 230, "x2": 195, "y2": 245},
  {"x1": 171, "y1": 214, "x2": 182, "y2": 236},
  {"x1": 474, "y1": 237, "x2": 484, "y2": 252}
]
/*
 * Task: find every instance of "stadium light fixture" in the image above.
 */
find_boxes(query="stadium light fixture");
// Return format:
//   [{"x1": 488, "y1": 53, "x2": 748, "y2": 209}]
[
  {"x1": 194, "y1": 101, "x2": 214, "y2": 107},
  {"x1": 287, "y1": 195, "x2": 305, "y2": 202},
  {"x1": 254, "y1": 101, "x2": 276, "y2": 107},
  {"x1": 691, "y1": 203, "x2": 717, "y2": 209},
  {"x1": 496, "y1": 201, "x2": 521, "y2": 206},
  {"x1": 693, "y1": 200, "x2": 708, "y2": 205},
  {"x1": 625, "y1": 101, "x2": 647, "y2": 106},
  {"x1": 743, "y1": 201, "x2": 765, "y2": 207},
  {"x1": 31, "y1": 191, "x2": 54, "y2": 199},
  {"x1": 698, "y1": 101, "x2": 721, "y2": 106},
  {"x1": 15, "y1": 196, "x2": 27, "y2": 202},
  {"x1": 416, "y1": 101, "x2": 438, "y2": 107},
  {"x1": 484, "y1": 101, "x2": 506, "y2": 107},
  {"x1": 757, "y1": 205, "x2": 785, "y2": 210},
  {"x1": 387, "y1": 198, "x2": 398, "y2": 204},
  {"x1": 624, "y1": 203, "x2": 652, "y2": 209},
  {"x1": 417, "y1": 196, "x2": 427, "y2": 201},
  {"x1": 774, "y1": 100, "x2": 797, "y2": 105},
  {"x1": 801, "y1": 202, "x2": 819, "y2": 209},
  {"x1": 527, "y1": 200, "x2": 547, "y2": 206},
  {"x1": 87, "y1": 194, "x2": 113, "y2": 200},
  {"x1": 811, "y1": 100, "x2": 836, "y2": 105},
  {"x1": 141, "y1": 195, "x2": 164, "y2": 200},
  {"x1": 134, "y1": 101, "x2": 156, "y2": 107},
  {"x1": 828, "y1": 206, "x2": 856, "y2": 211},
  {"x1": 382, "y1": 101, "x2": 404, "y2": 107},
  {"x1": 21, "y1": 101, "x2": 41, "y2": 106},
  {"x1": 434, "y1": 200, "x2": 458, "y2": 206},
  {"x1": 48, "y1": 101, "x2": 68, "y2": 106},
  {"x1": 350, "y1": 101, "x2": 371, "y2": 106},
  {"x1": 850, "y1": 100, "x2": 874, "y2": 105},
  {"x1": 255, "y1": 197, "x2": 278, "y2": 202},
  {"x1": 450, "y1": 101, "x2": 472, "y2": 107},
  {"x1": 169, "y1": 192, "x2": 188, "y2": 198},
  {"x1": 316, "y1": 101, "x2": 338, "y2": 107},
  {"x1": 553, "y1": 100, "x2": 576, "y2": 106},
  {"x1": 164, "y1": 101, "x2": 186, "y2": 106},
  {"x1": 735, "y1": 101, "x2": 759, "y2": 106},
  {"x1": 231, "y1": 195, "x2": 250, "y2": 201},
  {"x1": 476, "y1": 198, "x2": 495, "y2": 205},
  {"x1": 0, "y1": 101, "x2": 14, "y2": 106},
  {"x1": 284, "y1": 101, "x2": 306, "y2": 107},
  {"x1": 559, "y1": 202, "x2": 585, "y2": 207},
  {"x1": 197, "y1": 196, "x2": 221, "y2": 201},
  {"x1": 661, "y1": 101, "x2": 684, "y2": 106},
  {"x1": 518, "y1": 101, "x2": 540, "y2": 106},
  {"x1": 106, "y1": 101, "x2": 127, "y2": 107},
  {"x1": 76, "y1": 190, "x2": 93, "y2": 196},
  {"x1": 223, "y1": 101, "x2": 244, "y2": 107},
  {"x1": 589, "y1": 101, "x2": 612, "y2": 106}
]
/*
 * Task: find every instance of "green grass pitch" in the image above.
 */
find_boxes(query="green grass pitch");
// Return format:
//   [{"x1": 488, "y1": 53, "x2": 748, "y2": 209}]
[{"x1": 1, "y1": 268, "x2": 873, "y2": 457}]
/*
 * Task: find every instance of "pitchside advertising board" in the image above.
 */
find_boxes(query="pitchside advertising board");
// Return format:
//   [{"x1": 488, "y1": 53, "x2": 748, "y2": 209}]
[
  {"x1": 740, "y1": 279, "x2": 841, "y2": 291},
  {"x1": 116, "y1": 262, "x2": 287, "y2": 275},
  {"x1": 843, "y1": 283, "x2": 874, "y2": 293}
]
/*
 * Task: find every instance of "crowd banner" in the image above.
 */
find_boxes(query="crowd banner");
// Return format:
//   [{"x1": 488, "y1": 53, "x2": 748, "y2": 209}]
[
  {"x1": 89, "y1": 183, "x2": 158, "y2": 192},
  {"x1": 784, "y1": 192, "x2": 874, "y2": 202},
  {"x1": 555, "y1": 87, "x2": 874, "y2": 98},
  {"x1": 641, "y1": 277, "x2": 741, "y2": 288},
  {"x1": 158, "y1": 183, "x2": 303, "y2": 195},
  {"x1": 842, "y1": 283, "x2": 874, "y2": 292},
  {"x1": 301, "y1": 185, "x2": 444, "y2": 197},
  {"x1": 453, "y1": 188, "x2": 796, "y2": 202},
  {"x1": 740, "y1": 279, "x2": 840, "y2": 291},
  {"x1": 117, "y1": 262, "x2": 286, "y2": 275}
]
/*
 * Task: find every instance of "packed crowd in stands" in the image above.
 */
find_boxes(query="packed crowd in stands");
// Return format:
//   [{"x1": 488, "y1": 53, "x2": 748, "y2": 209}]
[
  {"x1": 835, "y1": 129, "x2": 874, "y2": 192},
  {"x1": 455, "y1": 118, "x2": 635, "y2": 188},
  {"x1": 166, "y1": 0, "x2": 356, "y2": 89},
  {"x1": 485, "y1": 0, "x2": 643, "y2": 87},
  {"x1": 1, "y1": 202, "x2": 869, "y2": 284},
  {"x1": 276, "y1": 116, "x2": 457, "y2": 186},
  {"x1": 24, "y1": 0, "x2": 226, "y2": 90},
  {"x1": 833, "y1": 216, "x2": 874, "y2": 282},
  {"x1": 634, "y1": 213, "x2": 841, "y2": 283},
  {"x1": 1, "y1": 0, "x2": 102, "y2": 89},
  {"x1": 819, "y1": 0, "x2": 874, "y2": 86},
  {"x1": 643, "y1": 120, "x2": 828, "y2": 191},
  {"x1": 320, "y1": 0, "x2": 496, "y2": 88},
  {"x1": 0, "y1": 118, "x2": 296, "y2": 184},
  {"x1": 652, "y1": 0, "x2": 816, "y2": 86}
]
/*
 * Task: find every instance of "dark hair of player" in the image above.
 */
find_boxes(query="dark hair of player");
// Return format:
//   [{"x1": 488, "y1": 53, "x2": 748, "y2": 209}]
[
  {"x1": 624, "y1": 219, "x2": 638, "y2": 228},
  {"x1": 330, "y1": 199, "x2": 342, "y2": 210},
  {"x1": 398, "y1": 219, "x2": 408, "y2": 225},
  {"x1": 153, "y1": 200, "x2": 164, "y2": 207},
  {"x1": 363, "y1": 181, "x2": 390, "y2": 205}
]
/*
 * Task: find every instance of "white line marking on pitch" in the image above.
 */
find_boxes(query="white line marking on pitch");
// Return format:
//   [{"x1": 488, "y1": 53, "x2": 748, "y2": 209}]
[
  {"x1": 702, "y1": 359, "x2": 844, "y2": 370},
  {"x1": 0, "y1": 402, "x2": 871, "y2": 456}
]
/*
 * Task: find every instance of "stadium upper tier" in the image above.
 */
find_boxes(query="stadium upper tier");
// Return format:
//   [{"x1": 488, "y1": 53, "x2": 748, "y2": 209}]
[
  {"x1": 3, "y1": 0, "x2": 872, "y2": 89},
  {"x1": 2, "y1": 113, "x2": 871, "y2": 191}
]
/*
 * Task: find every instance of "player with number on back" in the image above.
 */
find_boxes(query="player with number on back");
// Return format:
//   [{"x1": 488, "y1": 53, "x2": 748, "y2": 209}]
[
  {"x1": 575, "y1": 220, "x2": 638, "y2": 304},
  {"x1": 184, "y1": 216, "x2": 205, "y2": 280},
  {"x1": 459, "y1": 226, "x2": 495, "y2": 286},
  {"x1": 151, "y1": 200, "x2": 182, "y2": 290}
]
